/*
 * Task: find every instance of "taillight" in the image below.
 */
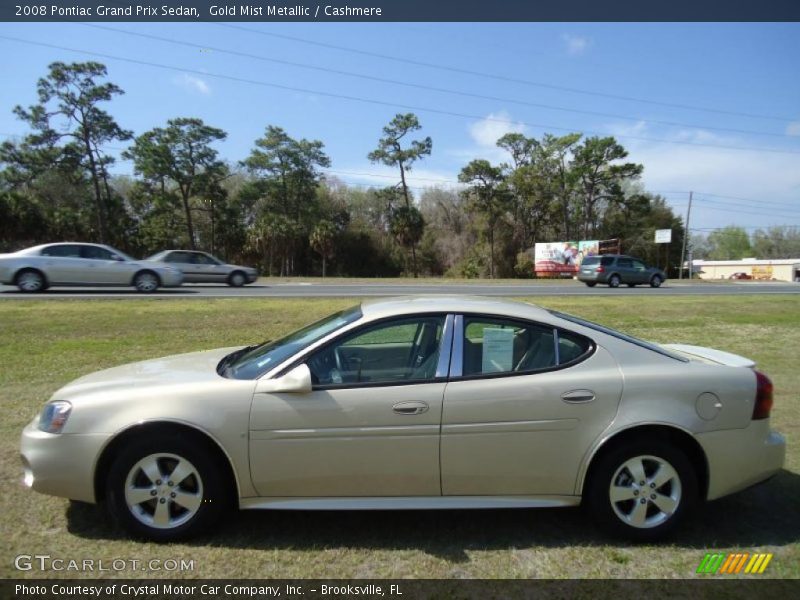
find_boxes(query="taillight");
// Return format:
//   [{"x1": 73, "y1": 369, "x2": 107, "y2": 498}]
[
  {"x1": 596, "y1": 266, "x2": 605, "y2": 273},
  {"x1": 753, "y1": 370, "x2": 773, "y2": 420}
]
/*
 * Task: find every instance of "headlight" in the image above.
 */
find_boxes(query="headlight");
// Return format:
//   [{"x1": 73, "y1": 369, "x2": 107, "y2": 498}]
[{"x1": 38, "y1": 401, "x2": 72, "y2": 434}]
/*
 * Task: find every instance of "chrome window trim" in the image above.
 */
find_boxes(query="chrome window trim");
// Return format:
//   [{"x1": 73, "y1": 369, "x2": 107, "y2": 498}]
[{"x1": 449, "y1": 314, "x2": 464, "y2": 378}]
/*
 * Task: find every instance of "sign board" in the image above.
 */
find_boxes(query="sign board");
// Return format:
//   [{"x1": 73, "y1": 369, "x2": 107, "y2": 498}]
[{"x1": 655, "y1": 229, "x2": 672, "y2": 244}]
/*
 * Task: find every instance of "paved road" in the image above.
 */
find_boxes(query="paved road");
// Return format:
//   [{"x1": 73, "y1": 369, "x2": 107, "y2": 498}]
[{"x1": 2, "y1": 281, "x2": 799, "y2": 299}]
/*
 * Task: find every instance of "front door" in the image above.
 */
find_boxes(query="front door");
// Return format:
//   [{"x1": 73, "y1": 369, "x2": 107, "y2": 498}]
[
  {"x1": 441, "y1": 315, "x2": 623, "y2": 496},
  {"x1": 249, "y1": 314, "x2": 452, "y2": 497}
]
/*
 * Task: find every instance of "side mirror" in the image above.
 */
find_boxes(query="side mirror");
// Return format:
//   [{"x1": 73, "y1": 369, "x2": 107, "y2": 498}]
[
  {"x1": 111, "y1": 254, "x2": 125, "y2": 262},
  {"x1": 254, "y1": 364, "x2": 312, "y2": 394}
]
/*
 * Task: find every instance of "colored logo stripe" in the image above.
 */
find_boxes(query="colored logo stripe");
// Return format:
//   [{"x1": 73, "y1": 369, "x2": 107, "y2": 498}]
[{"x1": 697, "y1": 552, "x2": 773, "y2": 574}]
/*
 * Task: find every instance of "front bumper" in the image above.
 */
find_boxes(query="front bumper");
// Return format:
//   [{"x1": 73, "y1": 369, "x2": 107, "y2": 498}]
[
  {"x1": 20, "y1": 421, "x2": 110, "y2": 504},
  {"x1": 246, "y1": 272, "x2": 259, "y2": 284},
  {"x1": 696, "y1": 420, "x2": 785, "y2": 500}
]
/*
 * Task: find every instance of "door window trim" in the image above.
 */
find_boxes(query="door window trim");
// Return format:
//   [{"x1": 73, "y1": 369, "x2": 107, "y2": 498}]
[
  {"x1": 448, "y1": 313, "x2": 595, "y2": 381},
  {"x1": 278, "y1": 313, "x2": 455, "y2": 391}
]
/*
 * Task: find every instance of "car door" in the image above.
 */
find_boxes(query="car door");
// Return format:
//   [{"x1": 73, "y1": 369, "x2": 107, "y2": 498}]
[
  {"x1": 615, "y1": 257, "x2": 633, "y2": 282},
  {"x1": 78, "y1": 245, "x2": 127, "y2": 284},
  {"x1": 163, "y1": 252, "x2": 197, "y2": 282},
  {"x1": 631, "y1": 259, "x2": 649, "y2": 284},
  {"x1": 441, "y1": 314, "x2": 623, "y2": 496},
  {"x1": 192, "y1": 252, "x2": 227, "y2": 283},
  {"x1": 38, "y1": 244, "x2": 86, "y2": 284},
  {"x1": 249, "y1": 314, "x2": 453, "y2": 497}
]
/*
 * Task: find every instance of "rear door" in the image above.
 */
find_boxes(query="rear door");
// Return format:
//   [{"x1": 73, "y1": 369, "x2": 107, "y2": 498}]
[
  {"x1": 39, "y1": 244, "x2": 86, "y2": 284},
  {"x1": 441, "y1": 314, "x2": 623, "y2": 496}
]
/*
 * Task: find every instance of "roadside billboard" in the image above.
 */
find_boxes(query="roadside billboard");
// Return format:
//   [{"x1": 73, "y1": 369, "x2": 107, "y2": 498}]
[{"x1": 534, "y1": 240, "x2": 601, "y2": 277}]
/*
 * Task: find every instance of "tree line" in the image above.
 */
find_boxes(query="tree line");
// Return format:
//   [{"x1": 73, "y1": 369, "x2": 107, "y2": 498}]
[{"x1": 0, "y1": 61, "x2": 714, "y2": 277}]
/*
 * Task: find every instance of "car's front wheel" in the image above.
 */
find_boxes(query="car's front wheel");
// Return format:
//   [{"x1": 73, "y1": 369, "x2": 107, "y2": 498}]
[
  {"x1": 133, "y1": 271, "x2": 159, "y2": 293},
  {"x1": 228, "y1": 271, "x2": 246, "y2": 287},
  {"x1": 106, "y1": 438, "x2": 227, "y2": 541},
  {"x1": 586, "y1": 440, "x2": 697, "y2": 541},
  {"x1": 15, "y1": 269, "x2": 46, "y2": 293}
]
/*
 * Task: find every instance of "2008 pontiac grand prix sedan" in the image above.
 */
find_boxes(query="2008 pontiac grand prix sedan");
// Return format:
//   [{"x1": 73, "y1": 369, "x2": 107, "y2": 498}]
[{"x1": 20, "y1": 297, "x2": 785, "y2": 542}]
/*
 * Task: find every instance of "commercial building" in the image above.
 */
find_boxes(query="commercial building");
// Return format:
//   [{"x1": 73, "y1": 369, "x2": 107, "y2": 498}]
[{"x1": 691, "y1": 258, "x2": 800, "y2": 282}]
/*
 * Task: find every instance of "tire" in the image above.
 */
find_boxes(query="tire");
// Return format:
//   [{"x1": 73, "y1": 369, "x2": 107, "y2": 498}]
[
  {"x1": 584, "y1": 282, "x2": 597, "y2": 287},
  {"x1": 228, "y1": 271, "x2": 246, "y2": 287},
  {"x1": 586, "y1": 439, "x2": 697, "y2": 542},
  {"x1": 133, "y1": 271, "x2": 159, "y2": 293},
  {"x1": 650, "y1": 275, "x2": 663, "y2": 288},
  {"x1": 608, "y1": 274, "x2": 621, "y2": 288},
  {"x1": 105, "y1": 437, "x2": 228, "y2": 542},
  {"x1": 15, "y1": 269, "x2": 46, "y2": 293},
  {"x1": 627, "y1": 284, "x2": 636, "y2": 288}
]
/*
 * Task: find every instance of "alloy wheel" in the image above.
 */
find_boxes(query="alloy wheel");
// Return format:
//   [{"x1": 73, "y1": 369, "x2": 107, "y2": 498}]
[
  {"x1": 124, "y1": 453, "x2": 203, "y2": 529},
  {"x1": 608, "y1": 454, "x2": 682, "y2": 529}
]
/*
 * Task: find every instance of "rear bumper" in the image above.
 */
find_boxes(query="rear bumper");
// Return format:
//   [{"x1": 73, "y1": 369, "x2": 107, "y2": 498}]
[
  {"x1": 577, "y1": 272, "x2": 605, "y2": 283},
  {"x1": 696, "y1": 420, "x2": 785, "y2": 500}
]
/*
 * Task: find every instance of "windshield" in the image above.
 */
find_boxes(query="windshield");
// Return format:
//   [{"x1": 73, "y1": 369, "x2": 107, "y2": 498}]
[
  {"x1": 549, "y1": 310, "x2": 688, "y2": 362},
  {"x1": 221, "y1": 306, "x2": 363, "y2": 380}
]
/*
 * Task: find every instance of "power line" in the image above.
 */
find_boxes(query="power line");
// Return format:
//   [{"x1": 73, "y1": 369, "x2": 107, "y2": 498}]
[
  {"x1": 2, "y1": 35, "x2": 798, "y2": 158},
  {"x1": 80, "y1": 23, "x2": 793, "y2": 140},
  {"x1": 214, "y1": 23, "x2": 798, "y2": 124}
]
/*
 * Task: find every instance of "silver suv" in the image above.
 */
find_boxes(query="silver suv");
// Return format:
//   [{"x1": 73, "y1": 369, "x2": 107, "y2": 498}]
[{"x1": 578, "y1": 254, "x2": 666, "y2": 288}]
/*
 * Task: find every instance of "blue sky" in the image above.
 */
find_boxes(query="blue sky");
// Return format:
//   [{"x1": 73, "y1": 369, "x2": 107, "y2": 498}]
[{"x1": 1, "y1": 22, "x2": 799, "y2": 232}]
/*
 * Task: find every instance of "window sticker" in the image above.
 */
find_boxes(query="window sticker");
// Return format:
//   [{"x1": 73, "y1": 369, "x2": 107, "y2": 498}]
[{"x1": 481, "y1": 328, "x2": 514, "y2": 373}]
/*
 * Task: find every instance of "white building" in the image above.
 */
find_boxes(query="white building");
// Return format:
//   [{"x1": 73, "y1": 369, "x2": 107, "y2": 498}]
[{"x1": 691, "y1": 258, "x2": 800, "y2": 282}]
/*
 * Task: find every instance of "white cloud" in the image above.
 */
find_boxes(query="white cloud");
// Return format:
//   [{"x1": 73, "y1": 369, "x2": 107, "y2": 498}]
[
  {"x1": 602, "y1": 121, "x2": 800, "y2": 230},
  {"x1": 786, "y1": 121, "x2": 800, "y2": 136},
  {"x1": 468, "y1": 111, "x2": 527, "y2": 149},
  {"x1": 174, "y1": 74, "x2": 211, "y2": 95},
  {"x1": 562, "y1": 34, "x2": 591, "y2": 56}
]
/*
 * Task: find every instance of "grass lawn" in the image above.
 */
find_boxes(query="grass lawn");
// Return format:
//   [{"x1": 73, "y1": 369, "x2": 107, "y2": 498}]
[{"x1": 1, "y1": 295, "x2": 797, "y2": 579}]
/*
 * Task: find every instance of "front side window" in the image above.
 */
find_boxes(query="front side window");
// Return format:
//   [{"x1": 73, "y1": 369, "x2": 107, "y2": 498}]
[
  {"x1": 632, "y1": 260, "x2": 646, "y2": 270},
  {"x1": 462, "y1": 317, "x2": 557, "y2": 376},
  {"x1": 617, "y1": 258, "x2": 633, "y2": 268},
  {"x1": 80, "y1": 245, "x2": 114, "y2": 260},
  {"x1": 306, "y1": 315, "x2": 446, "y2": 387},
  {"x1": 192, "y1": 253, "x2": 220, "y2": 265},
  {"x1": 221, "y1": 306, "x2": 363, "y2": 380}
]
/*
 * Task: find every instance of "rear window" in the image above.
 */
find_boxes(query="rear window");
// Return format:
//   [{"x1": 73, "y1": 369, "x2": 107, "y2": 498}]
[
  {"x1": 582, "y1": 256, "x2": 600, "y2": 266},
  {"x1": 549, "y1": 310, "x2": 688, "y2": 363}
]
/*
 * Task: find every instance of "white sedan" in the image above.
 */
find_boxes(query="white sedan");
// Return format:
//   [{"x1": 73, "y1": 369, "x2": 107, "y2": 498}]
[
  {"x1": 0, "y1": 242, "x2": 183, "y2": 292},
  {"x1": 20, "y1": 297, "x2": 784, "y2": 541}
]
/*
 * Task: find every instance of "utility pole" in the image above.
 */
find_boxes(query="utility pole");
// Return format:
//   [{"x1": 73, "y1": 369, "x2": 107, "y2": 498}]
[{"x1": 679, "y1": 191, "x2": 693, "y2": 280}]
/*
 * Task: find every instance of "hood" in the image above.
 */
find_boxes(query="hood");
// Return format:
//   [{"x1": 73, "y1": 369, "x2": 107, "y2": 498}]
[
  {"x1": 661, "y1": 344, "x2": 755, "y2": 368},
  {"x1": 51, "y1": 347, "x2": 244, "y2": 402}
]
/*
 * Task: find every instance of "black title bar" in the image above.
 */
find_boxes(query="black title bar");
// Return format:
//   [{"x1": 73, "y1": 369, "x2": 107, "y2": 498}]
[{"x1": 4, "y1": 1, "x2": 800, "y2": 22}]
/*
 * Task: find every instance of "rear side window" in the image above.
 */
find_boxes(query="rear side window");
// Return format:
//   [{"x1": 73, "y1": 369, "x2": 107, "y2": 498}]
[
  {"x1": 463, "y1": 317, "x2": 556, "y2": 375},
  {"x1": 41, "y1": 245, "x2": 81, "y2": 257},
  {"x1": 558, "y1": 330, "x2": 593, "y2": 364},
  {"x1": 601, "y1": 256, "x2": 614, "y2": 266}
]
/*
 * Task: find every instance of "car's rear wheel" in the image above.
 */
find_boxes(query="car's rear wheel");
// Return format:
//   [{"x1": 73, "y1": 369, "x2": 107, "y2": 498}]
[
  {"x1": 228, "y1": 271, "x2": 246, "y2": 287},
  {"x1": 133, "y1": 271, "x2": 159, "y2": 293},
  {"x1": 584, "y1": 282, "x2": 597, "y2": 287},
  {"x1": 650, "y1": 275, "x2": 663, "y2": 288},
  {"x1": 586, "y1": 440, "x2": 697, "y2": 541},
  {"x1": 106, "y1": 438, "x2": 226, "y2": 541},
  {"x1": 15, "y1": 269, "x2": 45, "y2": 293},
  {"x1": 608, "y1": 274, "x2": 621, "y2": 288}
]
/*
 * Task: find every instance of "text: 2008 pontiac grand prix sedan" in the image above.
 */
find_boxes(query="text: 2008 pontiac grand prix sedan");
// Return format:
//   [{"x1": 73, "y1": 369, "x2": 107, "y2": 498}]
[{"x1": 20, "y1": 297, "x2": 785, "y2": 541}]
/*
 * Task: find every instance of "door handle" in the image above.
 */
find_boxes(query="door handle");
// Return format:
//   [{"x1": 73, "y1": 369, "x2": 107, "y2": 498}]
[
  {"x1": 561, "y1": 389, "x2": 596, "y2": 403},
  {"x1": 392, "y1": 401, "x2": 429, "y2": 415}
]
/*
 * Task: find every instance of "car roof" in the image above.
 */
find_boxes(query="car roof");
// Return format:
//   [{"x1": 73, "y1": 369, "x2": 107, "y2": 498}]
[{"x1": 359, "y1": 296, "x2": 552, "y2": 321}]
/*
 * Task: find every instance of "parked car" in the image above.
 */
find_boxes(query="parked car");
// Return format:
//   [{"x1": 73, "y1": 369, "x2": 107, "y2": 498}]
[
  {"x1": 729, "y1": 272, "x2": 753, "y2": 280},
  {"x1": 578, "y1": 254, "x2": 666, "y2": 288},
  {"x1": 147, "y1": 250, "x2": 258, "y2": 287},
  {"x1": 21, "y1": 297, "x2": 784, "y2": 542},
  {"x1": 0, "y1": 242, "x2": 183, "y2": 293}
]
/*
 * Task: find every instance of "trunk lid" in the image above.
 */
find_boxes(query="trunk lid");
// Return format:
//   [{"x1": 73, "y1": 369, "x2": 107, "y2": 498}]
[{"x1": 661, "y1": 343, "x2": 755, "y2": 368}]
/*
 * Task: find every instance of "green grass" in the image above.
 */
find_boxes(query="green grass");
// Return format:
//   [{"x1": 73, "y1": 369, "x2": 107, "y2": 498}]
[{"x1": 1, "y1": 296, "x2": 798, "y2": 579}]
